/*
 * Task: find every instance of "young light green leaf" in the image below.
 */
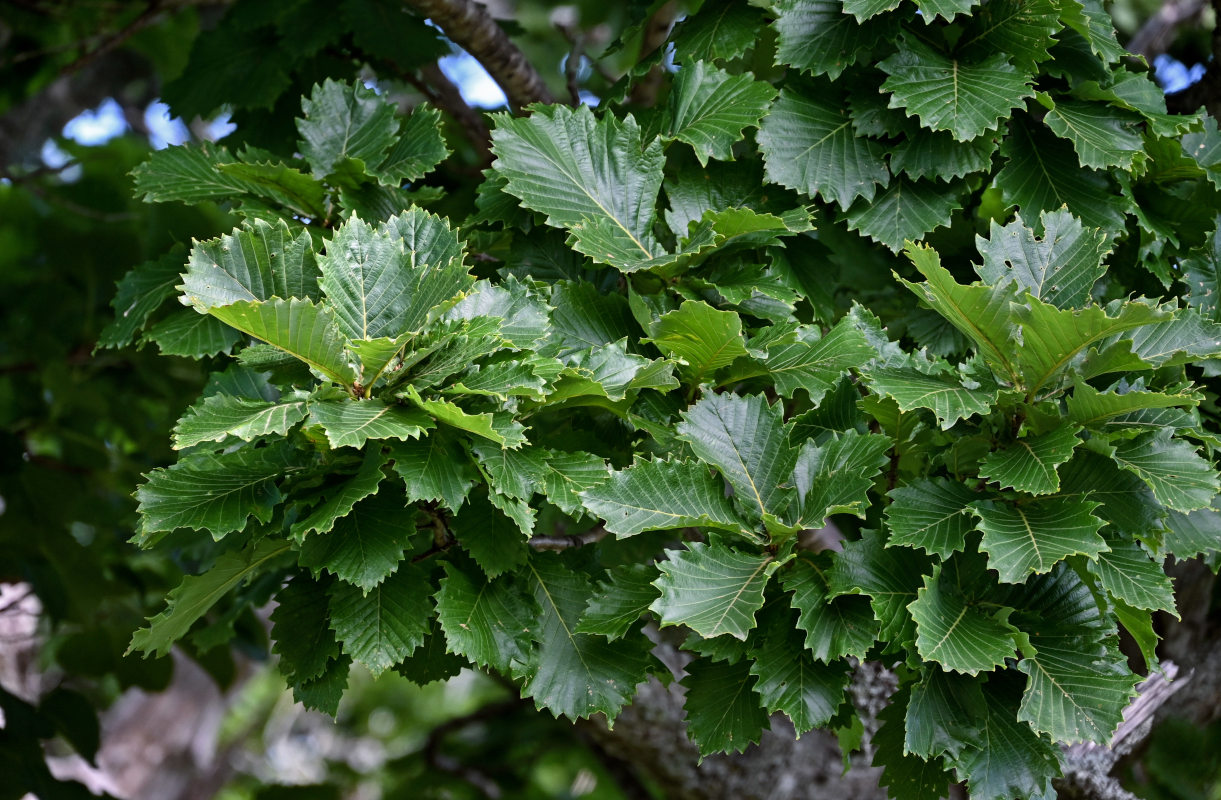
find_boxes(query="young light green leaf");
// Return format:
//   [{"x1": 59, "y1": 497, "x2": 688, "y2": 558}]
[
  {"x1": 435, "y1": 561, "x2": 536, "y2": 674},
  {"x1": 972, "y1": 497, "x2": 1107, "y2": 583},
  {"x1": 762, "y1": 316, "x2": 876, "y2": 401},
  {"x1": 648, "y1": 301, "x2": 749, "y2": 384},
  {"x1": 182, "y1": 219, "x2": 319, "y2": 310},
  {"x1": 402, "y1": 386, "x2": 527, "y2": 448},
  {"x1": 579, "y1": 459, "x2": 752, "y2": 538},
  {"x1": 758, "y1": 87, "x2": 890, "y2": 209},
  {"x1": 208, "y1": 298, "x2": 358, "y2": 386},
  {"x1": 681, "y1": 658, "x2": 768, "y2": 755},
  {"x1": 298, "y1": 491, "x2": 412, "y2": 593},
  {"x1": 297, "y1": 78, "x2": 398, "y2": 177},
  {"x1": 308, "y1": 399, "x2": 434, "y2": 449},
  {"x1": 886, "y1": 478, "x2": 981, "y2": 559},
  {"x1": 1112, "y1": 429, "x2": 1220, "y2": 512},
  {"x1": 677, "y1": 391, "x2": 798, "y2": 520},
  {"x1": 978, "y1": 425, "x2": 1080, "y2": 495},
  {"x1": 576, "y1": 563, "x2": 661, "y2": 641},
  {"x1": 516, "y1": 554, "x2": 653, "y2": 721},
  {"x1": 173, "y1": 395, "x2": 308, "y2": 449},
  {"x1": 975, "y1": 208, "x2": 1111, "y2": 309},
  {"x1": 663, "y1": 61, "x2": 777, "y2": 165},
  {"x1": 329, "y1": 563, "x2": 433, "y2": 676},
  {"x1": 879, "y1": 38, "x2": 1035, "y2": 142},
  {"x1": 136, "y1": 447, "x2": 292, "y2": 541},
  {"x1": 130, "y1": 538, "x2": 292, "y2": 657},
  {"x1": 651, "y1": 543, "x2": 778, "y2": 640}
]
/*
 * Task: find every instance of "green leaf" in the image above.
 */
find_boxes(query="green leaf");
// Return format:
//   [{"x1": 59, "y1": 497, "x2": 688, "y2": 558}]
[
  {"x1": 1112, "y1": 429, "x2": 1220, "y2": 512},
  {"x1": 996, "y1": 115, "x2": 1127, "y2": 234},
  {"x1": 173, "y1": 395, "x2": 308, "y2": 449},
  {"x1": 905, "y1": 669, "x2": 987, "y2": 759},
  {"x1": 142, "y1": 311, "x2": 242, "y2": 358},
  {"x1": 290, "y1": 655, "x2": 351, "y2": 716},
  {"x1": 879, "y1": 38, "x2": 1034, "y2": 141},
  {"x1": 136, "y1": 447, "x2": 292, "y2": 541},
  {"x1": 576, "y1": 563, "x2": 661, "y2": 640},
  {"x1": 389, "y1": 435, "x2": 477, "y2": 512},
  {"x1": 663, "y1": 61, "x2": 776, "y2": 165},
  {"x1": 208, "y1": 298, "x2": 358, "y2": 386},
  {"x1": 957, "y1": 0, "x2": 1059, "y2": 73},
  {"x1": 291, "y1": 449, "x2": 389, "y2": 538},
  {"x1": 448, "y1": 276, "x2": 551, "y2": 349},
  {"x1": 865, "y1": 365, "x2": 996, "y2": 429},
  {"x1": 758, "y1": 86, "x2": 890, "y2": 209},
  {"x1": 435, "y1": 561, "x2": 535, "y2": 674},
  {"x1": 579, "y1": 459, "x2": 752, "y2": 538},
  {"x1": 844, "y1": 177, "x2": 962, "y2": 252},
  {"x1": 671, "y1": 0, "x2": 765, "y2": 63},
  {"x1": 955, "y1": 678, "x2": 1061, "y2": 800},
  {"x1": 749, "y1": 621, "x2": 849, "y2": 736},
  {"x1": 130, "y1": 539, "x2": 291, "y2": 657},
  {"x1": 1058, "y1": 0, "x2": 1126, "y2": 63},
  {"x1": 1042, "y1": 98, "x2": 1144, "y2": 170},
  {"x1": 131, "y1": 143, "x2": 264, "y2": 204},
  {"x1": 828, "y1": 529, "x2": 931, "y2": 643},
  {"x1": 540, "y1": 450, "x2": 611, "y2": 517},
  {"x1": 843, "y1": 0, "x2": 902, "y2": 19},
  {"x1": 972, "y1": 496, "x2": 1107, "y2": 583},
  {"x1": 320, "y1": 211, "x2": 471, "y2": 341},
  {"x1": 677, "y1": 391, "x2": 797, "y2": 520},
  {"x1": 886, "y1": 478, "x2": 981, "y2": 559},
  {"x1": 1059, "y1": 449, "x2": 1165, "y2": 539},
  {"x1": 898, "y1": 242, "x2": 1021, "y2": 384},
  {"x1": 491, "y1": 105, "x2": 664, "y2": 264},
  {"x1": 373, "y1": 105, "x2": 451, "y2": 184},
  {"x1": 762, "y1": 315, "x2": 876, "y2": 401},
  {"x1": 889, "y1": 128, "x2": 1000, "y2": 182},
  {"x1": 298, "y1": 491, "x2": 411, "y2": 593},
  {"x1": 681, "y1": 658, "x2": 768, "y2": 755},
  {"x1": 909, "y1": 557, "x2": 1024, "y2": 674},
  {"x1": 469, "y1": 441, "x2": 548, "y2": 500},
  {"x1": 771, "y1": 0, "x2": 899, "y2": 80},
  {"x1": 517, "y1": 554, "x2": 653, "y2": 720},
  {"x1": 1091, "y1": 535, "x2": 1176, "y2": 614},
  {"x1": 1008, "y1": 567, "x2": 1138, "y2": 743},
  {"x1": 651, "y1": 543, "x2": 777, "y2": 640},
  {"x1": 182, "y1": 219, "x2": 319, "y2": 310},
  {"x1": 271, "y1": 574, "x2": 343, "y2": 685},
  {"x1": 308, "y1": 399, "x2": 434, "y2": 449},
  {"x1": 329, "y1": 563, "x2": 432, "y2": 676},
  {"x1": 781, "y1": 553, "x2": 880, "y2": 661},
  {"x1": 1066, "y1": 379, "x2": 1200, "y2": 430},
  {"x1": 402, "y1": 386, "x2": 527, "y2": 448},
  {"x1": 648, "y1": 301, "x2": 749, "y2": 383},
  {"x1": 1013, "y1": 295, "x2": 1167, "y2": 396},
  {"x1": 297, "y1": 78, "x2": 398, "y2": 177},
  {"x1": 792, "y1": 431, "x2": 891, "y2": 527},
  {"x1": 451, "y1": 490, "x2": 528, "y2": 578},
  {"x1": 975, "y1": 208, "x2": 1111, "y2": 309},
  {"x1": 874, "y1": 689, "x2": 954, "y2": 800},
  {"x1": 1163, "y1": 497, "x2": 1221, "y2": 559},
  {"x1": 216, "y1": 159, "x2": 326, "y2": 218},
  {"x1": 978, "y1": 425, "x2": 1080, "y2": 495},
  {"x1": 98, "y1": 248, "x2": 187, "y2": 349}
]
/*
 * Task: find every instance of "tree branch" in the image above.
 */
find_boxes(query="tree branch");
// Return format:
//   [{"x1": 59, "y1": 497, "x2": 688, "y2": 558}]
[
  {"x1": 528, "y1": 525, "x2": 608, "y2": 550},
  {"x1": 1126, "y1": 0, "x2": 1206, "y2": 59},
  {"x1": 402, "y1": 0, "x2": 554, "y2": 111}
]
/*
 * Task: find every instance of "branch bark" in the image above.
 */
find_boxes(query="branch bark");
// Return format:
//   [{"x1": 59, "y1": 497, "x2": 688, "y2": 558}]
[{"x1": 402, "y1": 0, "x2": 554, "y2": 111}]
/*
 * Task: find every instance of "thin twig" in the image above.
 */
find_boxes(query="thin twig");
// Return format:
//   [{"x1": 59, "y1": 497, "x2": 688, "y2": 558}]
[
  {"x1": 529, "y1": 525, "x2": 609, "y2": 550},
  {"x1": 556, "y1": 23, "x2": 585, "y2": 106}
]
